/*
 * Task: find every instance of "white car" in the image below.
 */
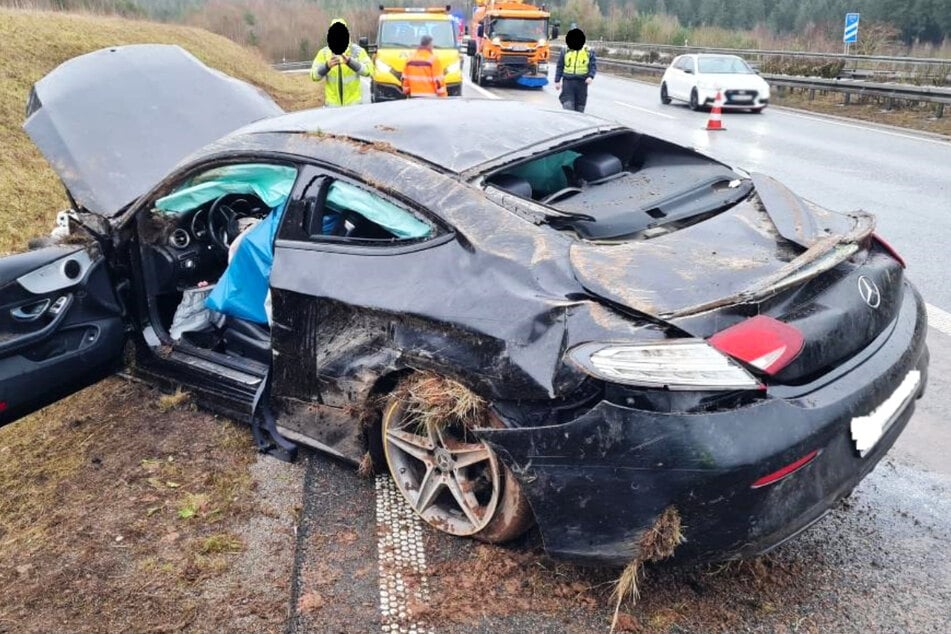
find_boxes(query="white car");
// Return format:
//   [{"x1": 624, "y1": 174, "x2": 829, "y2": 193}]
[{"x1": 660, "y1": 54, "x2": 770, "y2": 112}]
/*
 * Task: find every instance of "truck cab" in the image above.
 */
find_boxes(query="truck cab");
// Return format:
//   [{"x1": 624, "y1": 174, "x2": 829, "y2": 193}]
[
  {"x1": 367, "y1": 5, "x2": 463, "y2": 102},
  {"x1": 467, "y1": 0, "x2": 552, "y2": 88}
]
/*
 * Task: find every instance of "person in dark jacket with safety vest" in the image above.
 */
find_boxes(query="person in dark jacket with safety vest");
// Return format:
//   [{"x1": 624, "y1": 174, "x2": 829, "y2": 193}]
[{"x1": 554, "y1": 28, "x2": 597, "y2": 113}]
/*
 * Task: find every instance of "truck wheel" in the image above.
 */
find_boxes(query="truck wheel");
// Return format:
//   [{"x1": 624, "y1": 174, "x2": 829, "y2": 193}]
[
  {"x1": 469, "y1": 56, "x2": 478, "y2": 82},
  {"x1": 476, "y1": 59, "x2": 486, "y2": 87}
]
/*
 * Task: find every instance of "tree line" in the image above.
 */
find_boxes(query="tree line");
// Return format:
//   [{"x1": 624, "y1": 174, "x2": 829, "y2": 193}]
[{"x1": 3, "y1": 0, "x2": 948, "y2": 57}]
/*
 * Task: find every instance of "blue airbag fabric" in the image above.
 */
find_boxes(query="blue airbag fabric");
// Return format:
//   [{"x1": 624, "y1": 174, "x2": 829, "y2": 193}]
[
  {"x1": 156, "y1": 164, "x2": 297, "y2": 213},
  {"x1": 205, "y1": 203, "x2": 286, "y2": 324}
]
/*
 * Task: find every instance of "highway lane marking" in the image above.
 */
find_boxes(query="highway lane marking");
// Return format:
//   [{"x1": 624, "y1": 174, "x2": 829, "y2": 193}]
[
  {"x1": 466, "y1": 80, "x2": 501, "y2": 99},
  {"x1": 614, "y1": 100, "x2": 676, "y2": 119},
  {"x1": 754, "y1": 107, "x2": 950, "y2": 148},
  {"x1": 926, "y1": 303, "x2": 951, "y2": 337},
  {"x1": 375, "y1": 475, "x2": 433, "y2": 634}
]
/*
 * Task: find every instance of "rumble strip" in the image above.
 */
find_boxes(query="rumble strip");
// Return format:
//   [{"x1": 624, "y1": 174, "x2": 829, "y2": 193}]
[{"x1": 375, "y1": 475, "x2": 434, "y2": 634}]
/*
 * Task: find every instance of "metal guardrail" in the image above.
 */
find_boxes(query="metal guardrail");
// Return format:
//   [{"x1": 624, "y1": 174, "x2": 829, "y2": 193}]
[{"x1": 592, "y1": 41, "x2": 951, "y2": 66}]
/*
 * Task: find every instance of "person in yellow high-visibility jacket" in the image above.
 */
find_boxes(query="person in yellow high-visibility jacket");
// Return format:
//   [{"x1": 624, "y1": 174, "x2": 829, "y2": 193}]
[{"x1": 311, "y1": 18, "x2": 372, "y2": 107}]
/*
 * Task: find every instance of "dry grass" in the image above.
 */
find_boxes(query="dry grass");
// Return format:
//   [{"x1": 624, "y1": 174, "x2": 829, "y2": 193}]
[
  {"x1": 0, "y1": 377, "x2": 292, "y2": 631},
  {"x1": 394, "y1": 373, "x2": 487, "y2": 433},
  {"x1": 611, "y1": 507, "x2": 685, "y2": 632},
  {"x1": 0, "y1": 7, "x2": 322, "y2": 254},
  {"x1": 771, "y1": 89, "x2": 951, "y2": 137},
  {"x1": 157, "y1": 387, "x2": 191, "y2": 413}
]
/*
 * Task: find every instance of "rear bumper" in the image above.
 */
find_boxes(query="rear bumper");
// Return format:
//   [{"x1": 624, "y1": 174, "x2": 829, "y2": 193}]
[{"x1": 479, "y1": 282, "x2": 929, "y2": 566}]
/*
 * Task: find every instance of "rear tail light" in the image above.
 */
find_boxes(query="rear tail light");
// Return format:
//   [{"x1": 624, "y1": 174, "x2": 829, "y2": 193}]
[
  {"x1": 568, "y1": 340, "x2": 762, "y2": 390},
  {"x1": 872, "y1": 233, "x2": 906, "y2": 268},
  {"x1": 709, "y1": 315, "x2": 804, "y2": 375},
  {"x1": 751, "y1": 449, "x2": 820, "y2": 488}
]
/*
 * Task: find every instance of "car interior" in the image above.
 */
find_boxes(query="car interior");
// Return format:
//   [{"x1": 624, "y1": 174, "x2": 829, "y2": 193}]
[
  {"x1": 138, "y1": 162, "x2": 433, "y2": 366},
  {"x1": 484, "y1": 131, "x2": 748, "y2": 240}
]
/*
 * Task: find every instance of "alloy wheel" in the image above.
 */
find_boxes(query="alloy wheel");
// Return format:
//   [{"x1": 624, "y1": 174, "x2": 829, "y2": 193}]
[{"x1": 383, "y1": 400, "x2": 502, "y2": 536}]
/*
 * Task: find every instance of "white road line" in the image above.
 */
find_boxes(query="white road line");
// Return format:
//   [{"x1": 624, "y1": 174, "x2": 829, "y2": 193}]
[
  {"x1": 465, "y1": 80, "x2": 501, "y2": 99},
  {"x1": 926, "y1": 303, "x2": 951, "y2": 337},
  {"x1": 614, "y1": 100, "x2": 676, "y2": 119},
  {"x1": 765, "y1": 108, "x2": 950, "y2": 147},
  {"x1": 375, "y1": 475, "x2": 433, "y2": 634}
]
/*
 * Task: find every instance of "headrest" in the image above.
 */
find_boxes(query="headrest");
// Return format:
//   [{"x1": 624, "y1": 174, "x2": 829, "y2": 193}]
[
  {"x1": 574, "y1": 152, "x2": 623, "y2": 183},
  {"x1": 488, "y1": 173, "x2": 533, "y2": 199}
]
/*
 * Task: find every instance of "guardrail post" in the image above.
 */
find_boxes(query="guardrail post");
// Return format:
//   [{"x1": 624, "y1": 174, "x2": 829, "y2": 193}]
[
  {"x1": 885, "y1": 97, "x2": 893, "y2": 111},
  {"x1": 843, "y1": 92, "x2": 851, "y2": 105},
  {"x1": 937, "y1": 103, "x2": 945, "y2": 119},
  {"x1": 808, "y1": 88, "x2": 815, "y2": 101}
]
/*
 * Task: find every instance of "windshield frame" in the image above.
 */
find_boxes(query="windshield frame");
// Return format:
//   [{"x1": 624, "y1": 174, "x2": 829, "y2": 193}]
[
  {"x1": 378, "y1": 18, "x2": 458, "y2": 49},
  {"x1": 486, "y1": 17, "x2": 549, "y2": 42},
  {"x1": 697, "y1": 56, "x2": 755, "y2": 75}
]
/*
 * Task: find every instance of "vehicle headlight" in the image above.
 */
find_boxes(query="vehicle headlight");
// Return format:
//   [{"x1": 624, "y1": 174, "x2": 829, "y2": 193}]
[
  {"x1": 491, "y1": 36, "x2": 501, "y2": 45},
  {"x1": 568, "y1": 340, "x2": 762, "y2": 390},
  {"x1": 445, "y1": 61, "x2": 461, "y2": 75},
  {"x1": 376, "y1": 59, "x2": 392, "y2": 74},
  {"x1": 537, "y1": 38, "x2": 547, "y2": 46}
]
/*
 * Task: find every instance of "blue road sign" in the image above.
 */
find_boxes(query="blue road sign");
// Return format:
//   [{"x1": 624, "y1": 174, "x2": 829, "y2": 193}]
[{"x1": 844, "y1": 13, "x2": 860, "y2": 44}]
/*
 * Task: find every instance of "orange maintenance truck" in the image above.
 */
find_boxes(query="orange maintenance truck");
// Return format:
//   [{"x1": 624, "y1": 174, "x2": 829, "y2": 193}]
[{"x1": 467, "y1": 0, "x2": 556, "y2": 87}]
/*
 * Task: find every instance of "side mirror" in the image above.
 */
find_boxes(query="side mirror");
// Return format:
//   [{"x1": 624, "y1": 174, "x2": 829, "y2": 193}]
[
  {"x1": 477, "y1": 24, "x2": 484, "y2": 38},
  {"x1": 467, "y1": 40, "x2": 477, "y2": 57},
  {"x1": 551, "y1": 25, "x2": 559, "y2": 39},
  {"x1": 464, "y1": 26, "x2": 469, "y2": 35},
  {"x1": 358, "y1": 36, "x2": 369, "y2": 49},
  {"x1": 684, "y1": 68, "x2": 693, "y2": 74}
]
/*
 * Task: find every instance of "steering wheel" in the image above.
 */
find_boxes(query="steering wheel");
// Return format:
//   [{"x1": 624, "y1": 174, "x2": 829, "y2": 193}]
[{"x1": 207, "y1": 194, "x2": 264, "y2": 250}]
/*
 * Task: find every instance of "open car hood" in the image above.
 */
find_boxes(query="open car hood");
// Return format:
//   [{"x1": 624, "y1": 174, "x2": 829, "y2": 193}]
[
  {"x1": 569, "y1": 174, "x2": 875, "y2": 320},
  {"x1": 23, "y1": 45, "x2": 284, "y2": 217}
]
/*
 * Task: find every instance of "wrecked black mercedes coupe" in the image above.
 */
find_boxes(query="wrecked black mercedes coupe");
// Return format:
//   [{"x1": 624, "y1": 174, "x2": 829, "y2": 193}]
[{"x1": 3, "y1": 45, "x2": 928, "y2": 566}]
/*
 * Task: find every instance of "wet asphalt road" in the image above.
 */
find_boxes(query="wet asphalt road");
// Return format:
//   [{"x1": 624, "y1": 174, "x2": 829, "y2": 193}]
[{"x1": 289, "y1": 70, "x2": 951, "y2": 632}]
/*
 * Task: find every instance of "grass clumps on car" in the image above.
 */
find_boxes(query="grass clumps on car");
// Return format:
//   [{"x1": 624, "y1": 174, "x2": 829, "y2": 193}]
[{"x1": 611, "y1": 506, "x2": 686, "y2": 631}]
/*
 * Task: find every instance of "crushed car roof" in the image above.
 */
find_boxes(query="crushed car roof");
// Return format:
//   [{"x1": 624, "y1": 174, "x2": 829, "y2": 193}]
[
  {"x1": 24, "y1": 44, "x2": 284, "y2": 217},
  {"x1": 233, "y1": 99, "x2": 620, "y2": 174}
]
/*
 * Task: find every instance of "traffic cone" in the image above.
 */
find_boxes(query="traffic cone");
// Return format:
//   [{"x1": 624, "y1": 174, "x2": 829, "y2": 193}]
[{"x1": 705, "y1": 90, "x2": 726, "y2": 131}]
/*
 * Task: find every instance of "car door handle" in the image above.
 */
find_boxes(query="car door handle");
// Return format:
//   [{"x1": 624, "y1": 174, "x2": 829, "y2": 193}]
[
  {"x1": 11, "y1": 298, "x2": 52, "y2": 322},
  {"x1": 0, "y1": 294, "x2": 73, "y2": 356}
]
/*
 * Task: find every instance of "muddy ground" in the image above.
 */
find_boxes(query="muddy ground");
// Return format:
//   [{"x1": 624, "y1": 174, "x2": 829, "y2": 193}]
[{"x1": 1, "y1": 370, "x2": 949, "y2": 633}]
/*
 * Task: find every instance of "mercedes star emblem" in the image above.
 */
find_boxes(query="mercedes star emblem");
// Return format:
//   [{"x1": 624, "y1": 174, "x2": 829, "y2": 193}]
[{"x1": 858, "y1": 275, "x2": 881, "y2": 308}]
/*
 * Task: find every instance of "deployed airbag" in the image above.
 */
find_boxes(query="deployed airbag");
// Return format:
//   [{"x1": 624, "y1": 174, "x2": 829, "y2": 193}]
[
  {"x1": 325, "y1": 181, "x2": 431, "y2": 239},
  {"x1": 156, "y1": 164, "x2": 297, "y2": 213},
  {"x1": 205, "y1": 201, "x2": 286, "y2": 325}
]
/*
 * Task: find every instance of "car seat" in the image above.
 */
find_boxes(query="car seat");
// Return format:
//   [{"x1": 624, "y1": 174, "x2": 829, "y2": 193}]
[
  {"x1": 573, "y1": 152, "x2": 625, "y2": 184},
  {"x1": 487, "y1": 173, "x2": 533, "y2": 199}
]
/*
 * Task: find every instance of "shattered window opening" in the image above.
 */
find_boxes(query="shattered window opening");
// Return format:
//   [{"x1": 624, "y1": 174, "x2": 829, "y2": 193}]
[{"x1": 483, "y1": 131, "x2": 753, "y2": 241}]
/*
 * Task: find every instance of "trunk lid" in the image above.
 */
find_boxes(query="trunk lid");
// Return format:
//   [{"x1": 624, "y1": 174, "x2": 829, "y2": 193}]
[
  {"x1": 569, "y1": 174, "x2": 900, "y2": 382},
  {"x1": 23, "y1": 44, "x2": 284, "y2": 217}
]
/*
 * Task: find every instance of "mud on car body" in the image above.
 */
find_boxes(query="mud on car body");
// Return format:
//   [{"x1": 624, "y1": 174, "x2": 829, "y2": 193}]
[{"x1": 3, "y1": 45, "x2": 928, "y2": 566}]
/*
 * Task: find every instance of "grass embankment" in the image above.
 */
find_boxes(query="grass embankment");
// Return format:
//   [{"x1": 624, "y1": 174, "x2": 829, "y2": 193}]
[
  {"x1": 0, "y1": 8, "x2": 321, "y2": 254},
  {"x1": 0, "y1": 9, "x2": 315, "y2": 630}
]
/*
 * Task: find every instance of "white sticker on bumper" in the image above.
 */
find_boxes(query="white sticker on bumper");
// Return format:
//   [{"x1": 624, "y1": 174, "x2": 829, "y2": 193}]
[{"x1": 850, "y1": 369, "x2": 921, "y2": 457}]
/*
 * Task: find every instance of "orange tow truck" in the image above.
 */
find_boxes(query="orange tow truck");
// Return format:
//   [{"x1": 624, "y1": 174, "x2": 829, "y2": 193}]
[{"x1": 466, "y1": 0, "x2": 557, "y2": 87}]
